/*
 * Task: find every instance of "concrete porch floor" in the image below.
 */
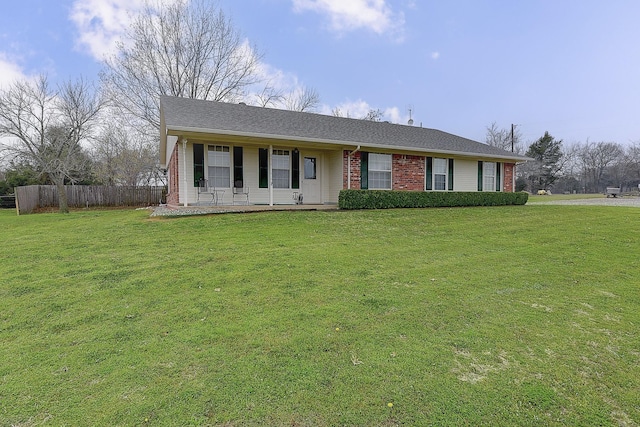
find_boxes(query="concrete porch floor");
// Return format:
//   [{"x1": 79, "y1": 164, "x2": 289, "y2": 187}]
[{"x1": 151, "y1": 203, "x2": 339, "y2": 217}]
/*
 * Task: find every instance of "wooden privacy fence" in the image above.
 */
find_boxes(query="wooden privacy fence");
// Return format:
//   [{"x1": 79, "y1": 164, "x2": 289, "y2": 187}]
[{"x1": 15, "y1": 185, "x2": 164, "y2": 214}]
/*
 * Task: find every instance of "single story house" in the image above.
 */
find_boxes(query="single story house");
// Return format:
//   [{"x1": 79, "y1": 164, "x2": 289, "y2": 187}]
[{"x1": 159, "y1": 96, "x2": 529, "y2": 207}]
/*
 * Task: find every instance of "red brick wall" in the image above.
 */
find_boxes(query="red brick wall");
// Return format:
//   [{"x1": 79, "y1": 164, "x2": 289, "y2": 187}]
[
  {"x1": 343, "y1": 151, "x2": 516, "y2": 193},
  {"x1": 166, "y1": 143, "x2": 180, "y2": 206},
  {"x1": 392, "y1": 154, "x2": 425, "y2": 191},
  {"x1": 503, "y1": 163, "x2": 514, "y2": 192},
  {"x1": 343, "y1": 150, "x2": 361, "y2": 189}
]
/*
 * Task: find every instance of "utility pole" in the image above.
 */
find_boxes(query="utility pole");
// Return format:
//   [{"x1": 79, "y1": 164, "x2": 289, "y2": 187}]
[{"x1": 511, "y1": 124, "x2": 517, "y2": 153}]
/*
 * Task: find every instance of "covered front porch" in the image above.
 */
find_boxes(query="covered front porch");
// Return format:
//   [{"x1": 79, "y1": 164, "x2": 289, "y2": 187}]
[{"x1": 166, "y1": 135, "x2": 344, "y2": 208}]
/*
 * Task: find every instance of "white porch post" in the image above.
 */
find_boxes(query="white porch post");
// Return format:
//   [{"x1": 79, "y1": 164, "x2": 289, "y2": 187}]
[
  {"x1": 269, "y1": 145, "x2": 273, "y2": 206},
  {"x1": 182, "y1": 138, "x2": 188, "y2": 207}
]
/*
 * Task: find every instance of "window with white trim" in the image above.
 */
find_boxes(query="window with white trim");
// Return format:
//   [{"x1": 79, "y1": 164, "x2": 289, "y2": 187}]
[
  {"x1": 272, "y1": 149, "x2": 290, "y2": 188},
  {"x1": 483, "y1": 161, "x2": 496, "y2": 192},
  {"x1": 208, "y1": 145, "x2": 230, "y2": 188},
  {"x1": 433, "y1": 158, "x2": 447, "y2": 191},
  {"x1": 368, "y1": 153, "x2": 392, "y2": 189}
]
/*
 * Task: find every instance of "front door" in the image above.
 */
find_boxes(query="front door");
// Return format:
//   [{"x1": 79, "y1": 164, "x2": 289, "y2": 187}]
[{"x1": 302, "y1": 155, "x2": 321, "y2": 204}]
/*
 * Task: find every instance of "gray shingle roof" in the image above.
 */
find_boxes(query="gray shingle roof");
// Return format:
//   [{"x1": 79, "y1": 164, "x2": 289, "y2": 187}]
[{"x1": 160, "y1": 96, "x2": 529, "y2": 163}]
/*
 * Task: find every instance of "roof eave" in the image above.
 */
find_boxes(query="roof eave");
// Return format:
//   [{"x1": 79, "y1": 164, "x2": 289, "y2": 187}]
[{"x1": 165, "y1": 125, "x2": 530, "y2": 162}]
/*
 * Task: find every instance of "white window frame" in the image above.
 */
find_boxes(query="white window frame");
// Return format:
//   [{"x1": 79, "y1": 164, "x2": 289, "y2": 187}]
[
  {"x1": 368, "y1": 153, "x2": 392, "y2": 190},
  {"x1": 433, "y1": 157, "x2": 448, "y2": 191},
  {"x1": 207, "y1": 145, "x2": 231, "y2": 188},
  {"x1": 483, "y1": 161, "x2": 496, "y2": 192},
  {"x1": 272, "y1": 149, "x2": 290, "y2": 189}
]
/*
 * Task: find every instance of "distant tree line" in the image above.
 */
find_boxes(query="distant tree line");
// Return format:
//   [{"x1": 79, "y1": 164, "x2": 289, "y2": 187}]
[
  {"x1": 0, "y1": 0, "x2": 321, "y2": 212},
  {"x1": 486, "y1": 123, "x2": 640, "y2": 194}
]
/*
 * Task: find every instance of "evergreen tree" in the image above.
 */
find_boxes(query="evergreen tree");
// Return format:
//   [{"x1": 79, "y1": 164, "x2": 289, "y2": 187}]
[{"x1": 524, "y1": 131, "x2": 564, "y2": 191}]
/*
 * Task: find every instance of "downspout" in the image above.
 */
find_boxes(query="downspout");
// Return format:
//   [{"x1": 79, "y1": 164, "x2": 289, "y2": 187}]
[
  {"x1": 347, "y1": 145, "x2": 360, "y2": 190},
  {"x1": 182, "y1": 138, "x2": 188, "y2": 207}
]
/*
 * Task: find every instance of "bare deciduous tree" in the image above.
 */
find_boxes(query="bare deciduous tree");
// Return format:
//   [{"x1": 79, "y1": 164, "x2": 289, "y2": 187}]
[
  {"x1": 624, "y1": 141, "x2": 640, "y2": 189},
  {"x1": 577, "y1": 141, "x2": 623, "y2": 192},
  {"x1": 331, "y1": 107, "x2": 384, "y2": 121},
  {"x1": 92, "y1": 124, "x2": 160, "y2": 187},
  {"x1": 485, "y1": 122, "x2": 523, "y2": 154},
  {"x1": 0, "y1": 75, "x2": 102, "y2": 213},
  {"x1": 253, "y1": 84, "x2": 284, "y2": 108},
  {"x1": 362, "y1": 109, "x2": 384, "y2": 122},
  {"x1": 283, "y1": 86, "x2": 320, "y2": 112},
  {"x1": 101, "y1": 0, "x2": 262, "y2": 129}
]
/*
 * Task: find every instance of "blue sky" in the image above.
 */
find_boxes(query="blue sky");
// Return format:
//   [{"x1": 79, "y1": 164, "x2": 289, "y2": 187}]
[{"x1": 1, "y1": 0, "x2": 640, "y2": 146}]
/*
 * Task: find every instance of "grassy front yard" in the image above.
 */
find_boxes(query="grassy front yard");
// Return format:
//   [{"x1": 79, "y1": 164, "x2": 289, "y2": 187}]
[{"x1": 1, "y1": 206, "x2": 638, "y2": 426}]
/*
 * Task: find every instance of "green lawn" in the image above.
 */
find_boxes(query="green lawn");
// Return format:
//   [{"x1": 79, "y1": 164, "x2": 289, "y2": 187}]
[{"x1": 1, "y1": 206, "x2": 639, "y2": 426}]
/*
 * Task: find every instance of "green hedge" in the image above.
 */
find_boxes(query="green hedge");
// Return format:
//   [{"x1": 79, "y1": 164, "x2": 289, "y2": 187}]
[{"x1": 338, "y1": 190, "x2": 529, "y2": 210}]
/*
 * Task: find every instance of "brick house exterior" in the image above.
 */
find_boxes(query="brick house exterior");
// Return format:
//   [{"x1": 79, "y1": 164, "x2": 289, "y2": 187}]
[
  {"x1": 343, "y1": 150, "x2": 516, "y2": 193},
  {"x1": 160, "y1": 96, "x2": 529, "y2": 206}
]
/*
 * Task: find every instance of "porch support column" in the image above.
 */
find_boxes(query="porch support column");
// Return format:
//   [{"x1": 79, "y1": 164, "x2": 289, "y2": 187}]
[
  {"x1": 182, "y1": 138, "x2": 188, "y2": 207},
  {"x1": 269, "y1": 145, "x2": 273, "y2": 206}
]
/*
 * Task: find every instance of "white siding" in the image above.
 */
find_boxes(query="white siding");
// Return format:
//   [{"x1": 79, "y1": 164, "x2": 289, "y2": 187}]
[
  {"x1": 324, "y1": 150, "x2": 342, "y2": 204},
  {"x1": 176, "y1": 142, "x2": 364, "y2": 205},
  {"x1": 180, "y1": 142, "x2": 196, "y2": 205},
  {"x1": 453, "y1": 159, "x2": 478, "y2": 192},
  {"x1": 166, "y1": 136, "x2": 178, "y2": 169}
]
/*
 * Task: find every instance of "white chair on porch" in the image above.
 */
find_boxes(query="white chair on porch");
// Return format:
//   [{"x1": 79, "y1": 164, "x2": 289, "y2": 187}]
[
  {"x1": 197, "y1": 178, "x2": 224, "y2": 206},
  {"x1": 232, "y1": 180, "x2": 249, "y2": 205}
]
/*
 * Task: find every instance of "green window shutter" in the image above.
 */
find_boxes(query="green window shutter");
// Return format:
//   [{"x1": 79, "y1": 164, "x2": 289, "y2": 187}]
[
  {"x1": 233, "y1": 146, "x2": 243, "y2": 188},
  {"x1": 425, "y1": 157, "x2": 433, "y2": 190},
  {"x1": 478, "y1": 161, "x2": 483, "y2": 191},
  {"x1": 448, "y1": 158, "x2": 454, "y2": 191},
  {"x1": 360, "y1": 151, "x2": 368, "y2": 190},
  {"x1": 496, "y1": 162, "x2": 501, "y2": 192},
  {"x1": 291, "y1": 149, "x2": 300, "y2": 189},
  {"x1": 258, "y1": 148, "x2": 268, "y2": 188},
  {"x1": 193, "y1": 143, "x2": 204, "y2": 187}
]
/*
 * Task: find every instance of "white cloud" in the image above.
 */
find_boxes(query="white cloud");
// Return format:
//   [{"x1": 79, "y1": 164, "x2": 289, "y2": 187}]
[
  {"x1": 384, "y1": 106, "x2": 403, "y2": 123},
  {"x1": 69, "y1": 0, "x2": 180, "y2": 61},
  {"x1": 431, "y1": 51, "x2": 440, "y2": 60},
  {"x1": 323, "y1": 99, "x2": 372, "y2": 118},
  {"x1": 321, "y1": 99, "x2": 409, "y2": 124},
  {"x1": 70, "y1": 0, "x2": 139, "y2": 60},
  {"x1": 292, "y1": 0, "x2": 404, "y2": 37},
  {"x1": 0, "y1": 53, "x2": 29, "y2": 88}
]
